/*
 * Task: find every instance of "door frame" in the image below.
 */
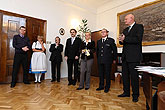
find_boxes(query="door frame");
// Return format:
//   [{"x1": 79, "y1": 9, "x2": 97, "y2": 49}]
[{"x1": 0, "y1": 13, "x2": 2, "y2": 75}]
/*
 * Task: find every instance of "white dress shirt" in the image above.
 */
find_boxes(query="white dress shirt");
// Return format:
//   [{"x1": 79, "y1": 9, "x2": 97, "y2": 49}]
[
  {"x1": 102, "y1": 36, "x2": 107, "y2": 43},
  {"x1": 71, "y1": 37, "x2": 76, "y2": 44},
  {"x1": 84, "y1": 39, "x2": 91, "y2": 45},
  {"x1": 128, "y1": 22, "x2": 135, "y2": 32}
]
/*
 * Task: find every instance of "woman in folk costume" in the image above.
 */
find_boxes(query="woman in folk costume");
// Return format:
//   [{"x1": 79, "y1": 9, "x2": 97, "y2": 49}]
[{"x1": 30, "y1": 35, "x2": 47, "y2": 83}]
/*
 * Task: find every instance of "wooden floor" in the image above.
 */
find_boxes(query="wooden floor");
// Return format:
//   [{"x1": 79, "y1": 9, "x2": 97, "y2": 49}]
[{"x1": 0, "y1": 77, "x2": 146, "y2": 110}]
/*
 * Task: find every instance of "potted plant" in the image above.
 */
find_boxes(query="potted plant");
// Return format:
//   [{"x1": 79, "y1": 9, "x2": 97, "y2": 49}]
[{"x1": 78, "y1": 19, "x2": 91, "y2": 40}]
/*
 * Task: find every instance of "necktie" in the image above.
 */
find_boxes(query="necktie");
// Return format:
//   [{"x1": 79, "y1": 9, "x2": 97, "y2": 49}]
[
  {"x1": 102, "y1": 39, "x2": 105, "y2": 44},
  {"x1": 128, "y1": 26, "x2": 131, "y2": 32}
]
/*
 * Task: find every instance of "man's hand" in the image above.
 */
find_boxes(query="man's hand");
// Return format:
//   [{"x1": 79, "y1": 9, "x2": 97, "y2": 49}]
[
  {"x1": 82, "y1": 49, "x2": 85, "y2": 53},
  {"x1": 22, "y1": 46, "x2": 29, "y2": 51},
  {"x1": 75, "y1": 56, "x2": 79, "y2": 60},
  {"x1": 113, "y1": 60, "x2": 116, "y2": 64},
  {"x1": 64, "y1": 56, "x2": 68, "y2": 61}
]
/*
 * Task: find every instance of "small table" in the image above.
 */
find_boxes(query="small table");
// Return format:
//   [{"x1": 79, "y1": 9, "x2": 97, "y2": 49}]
[{"x1": 136, "y1": 66, "x2": 165, "y2": 110}]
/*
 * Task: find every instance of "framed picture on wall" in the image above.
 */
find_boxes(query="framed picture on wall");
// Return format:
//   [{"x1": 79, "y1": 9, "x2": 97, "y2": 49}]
[{"x1": 117, "y1": 0, "x2": 165, "y2": 47}]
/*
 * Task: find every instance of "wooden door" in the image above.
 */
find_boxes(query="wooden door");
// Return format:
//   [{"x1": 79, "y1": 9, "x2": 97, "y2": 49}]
[
  {"x1": 0, "y1": 14, "x2": 26, "y2": 83},
  {"x1": 91, "y1": 30, "x2": 102, "y2": 77},
  {"x1": 26, "y1": 18, "x2": 46, "y2": 44},
  {"x1": 0, "y1": 13, "x2": 2, "y2": 82},
  {"x1": 91, "y1": 31, "x2": 116, "y2": 80},
  {"x1": 26, "y1": 18, "x2": 46, "y2": 81}
]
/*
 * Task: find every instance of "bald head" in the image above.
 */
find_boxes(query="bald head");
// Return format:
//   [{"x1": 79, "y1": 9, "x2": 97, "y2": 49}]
[{"x1": 124, "y1": 14, "x2": 135, "y2": 26}]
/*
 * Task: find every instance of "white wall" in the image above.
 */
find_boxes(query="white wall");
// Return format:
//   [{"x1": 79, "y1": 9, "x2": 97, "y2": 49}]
[
  {"x1": 96, "y1": 0, "x2": 165, "y2": 53},
  {"x1": 0, "y1": 0, "x2": 97, "y2": 79}
]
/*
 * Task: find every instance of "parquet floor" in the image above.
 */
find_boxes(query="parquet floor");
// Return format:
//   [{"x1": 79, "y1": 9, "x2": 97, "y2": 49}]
[{"x1": 0, "y1": 77, "x2": 146, "y2": 110}]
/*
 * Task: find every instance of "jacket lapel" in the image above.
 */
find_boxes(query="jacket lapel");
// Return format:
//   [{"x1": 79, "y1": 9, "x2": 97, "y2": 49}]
[
  {"x1": 128, "y1": 23, "x2": 136, "y2": 35},
  {"x1": 72, "y1": 37, "x2": 77, "y2": 45},
  {"x1": 68, "y1": 38, "x2": 72, "y2": 45}
]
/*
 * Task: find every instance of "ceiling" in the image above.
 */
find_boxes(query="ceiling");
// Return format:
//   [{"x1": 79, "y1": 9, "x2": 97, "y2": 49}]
[
  {"x1": 67, "y1": 0, "x2": 112, "y2": 8},
  {"x1": 58, "y1": 0, "x2": 114, "y2": 13}
]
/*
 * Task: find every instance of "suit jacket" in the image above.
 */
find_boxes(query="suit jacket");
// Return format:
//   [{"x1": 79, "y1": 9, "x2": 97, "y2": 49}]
[
  {"x1": 49, "y1": 43, "x2": 63, "y2": 62},
  {"x1": 80, "y1": 40, "x2": 95, "y2": 60},
  {"x1": 119, "y1": 23, "x2": 144, "y2": 62},
  {"x1": 97, "y1": 37, "x2": 117, "y2": 64},
  {"x1": 64, "y1": 37, "x2": 82, "y2": 60}
]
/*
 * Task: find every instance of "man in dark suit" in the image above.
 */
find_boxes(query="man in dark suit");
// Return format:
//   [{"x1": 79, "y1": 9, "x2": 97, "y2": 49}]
[
  {"x1": 49, "y1": 36, "x2": 63, "y2": 82},
  {"x1": 96, "y1": 28, "x2": 117, "y2": 93},
  {"x1": 11, "y1": 26, "x2": 31, "y2": 88},
  {"x1": 118, "y1": 14, "x2": 144, "y2": 102},
  {"x1": 64, "y1": 29, "x2": 81, "y2": 85}
]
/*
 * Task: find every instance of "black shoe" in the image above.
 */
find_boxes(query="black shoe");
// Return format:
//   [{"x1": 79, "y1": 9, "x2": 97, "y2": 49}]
[
  {"x1": 68, "y1": 83, "x2": 72, "y2": 86},
  {"x1": 118, "y1": 93, "x2": 130, "y2": 97},
  {"x1": 34, "y1": 82, "x2": 37, "y2": 84},
  {"x1": 132, "y1": 98, "x2": 138, "y2": 102},
  {"x1": 104, "y1": 89, "x2": 109, "y2": 93},
  {"x1": 76, "y1": 88, "x2": 83, "y2": 90},
  {"x1": 24, "y1": 82, "x2": 31, "y2": 84},
  {"x1": 96, "y1": 87, "x2": 104, "y2": 91},
  {"x1": 10, "y1": 84, "x2": 15, "y2": 88},
  {"x1": 38, "y1": 81, "x2": 41, "y2": 84},
  {"x1": 51, "y1": 80, "x2": 55, "y2": 82},
  {"x1": 57, "y1": 80, "x2": 60, "y2": 82},
  {"x1": 85, "y1": 88, "x2": 89, "y2": 90},
  {"x1": 72, "y1": 82, "x2": 76, "y2": 86}
]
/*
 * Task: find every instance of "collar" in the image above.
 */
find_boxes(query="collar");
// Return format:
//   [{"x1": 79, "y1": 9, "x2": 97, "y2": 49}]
[
  {"x1": 36, "y1": 41, "x2": 40, "y2": 44},
  {"x1": 19, "y1": 34, "x2": 24, "y2": 37},
  {"x1": 84, "y1": 39, "x2": 91, "y2": 43},
  {"x1": 102, "y1": 36, "x2": 107, "y2": 41},
  {"x1": 129, "y1": 22, "x2": 135, "y2": 29},
  {"x1": 71, "y1": 37, "x2": 76, "y2": 40}
]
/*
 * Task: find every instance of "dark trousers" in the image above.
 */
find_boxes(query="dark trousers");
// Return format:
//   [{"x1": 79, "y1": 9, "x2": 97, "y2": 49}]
[
  {"x1": 98, "y1": 63, "x2": 112, "y2": 89},
  {"x1": 51, "y1": 61, "x2": 61, "y2": 81},
  {"x1": 67, "y1": 59, "x2": 79, "y2": 84},
  {"x1": 11, "y1": 53, "x2": 29, "y2": 85},
  {"x1": 122, "y1": 60, "x2": 139, "y2": 98}
]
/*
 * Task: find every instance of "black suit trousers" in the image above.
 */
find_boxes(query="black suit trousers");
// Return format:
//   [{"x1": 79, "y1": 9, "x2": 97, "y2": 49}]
[
  {"x1": 122, "y1": 60, "x2": 139, "y2": 98},
  {"x1": 67, "y1": 59, "x2": 79, "y2": 84},
  {"x1": 11, "y1": 53, "x2": 29, "y2": 84},
  {"x1": 98, "y1": 63, "x2": 112, "y2": 89},
  {"x1": 51, "y1": 61, "x2": 61, "y2": 81}
]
